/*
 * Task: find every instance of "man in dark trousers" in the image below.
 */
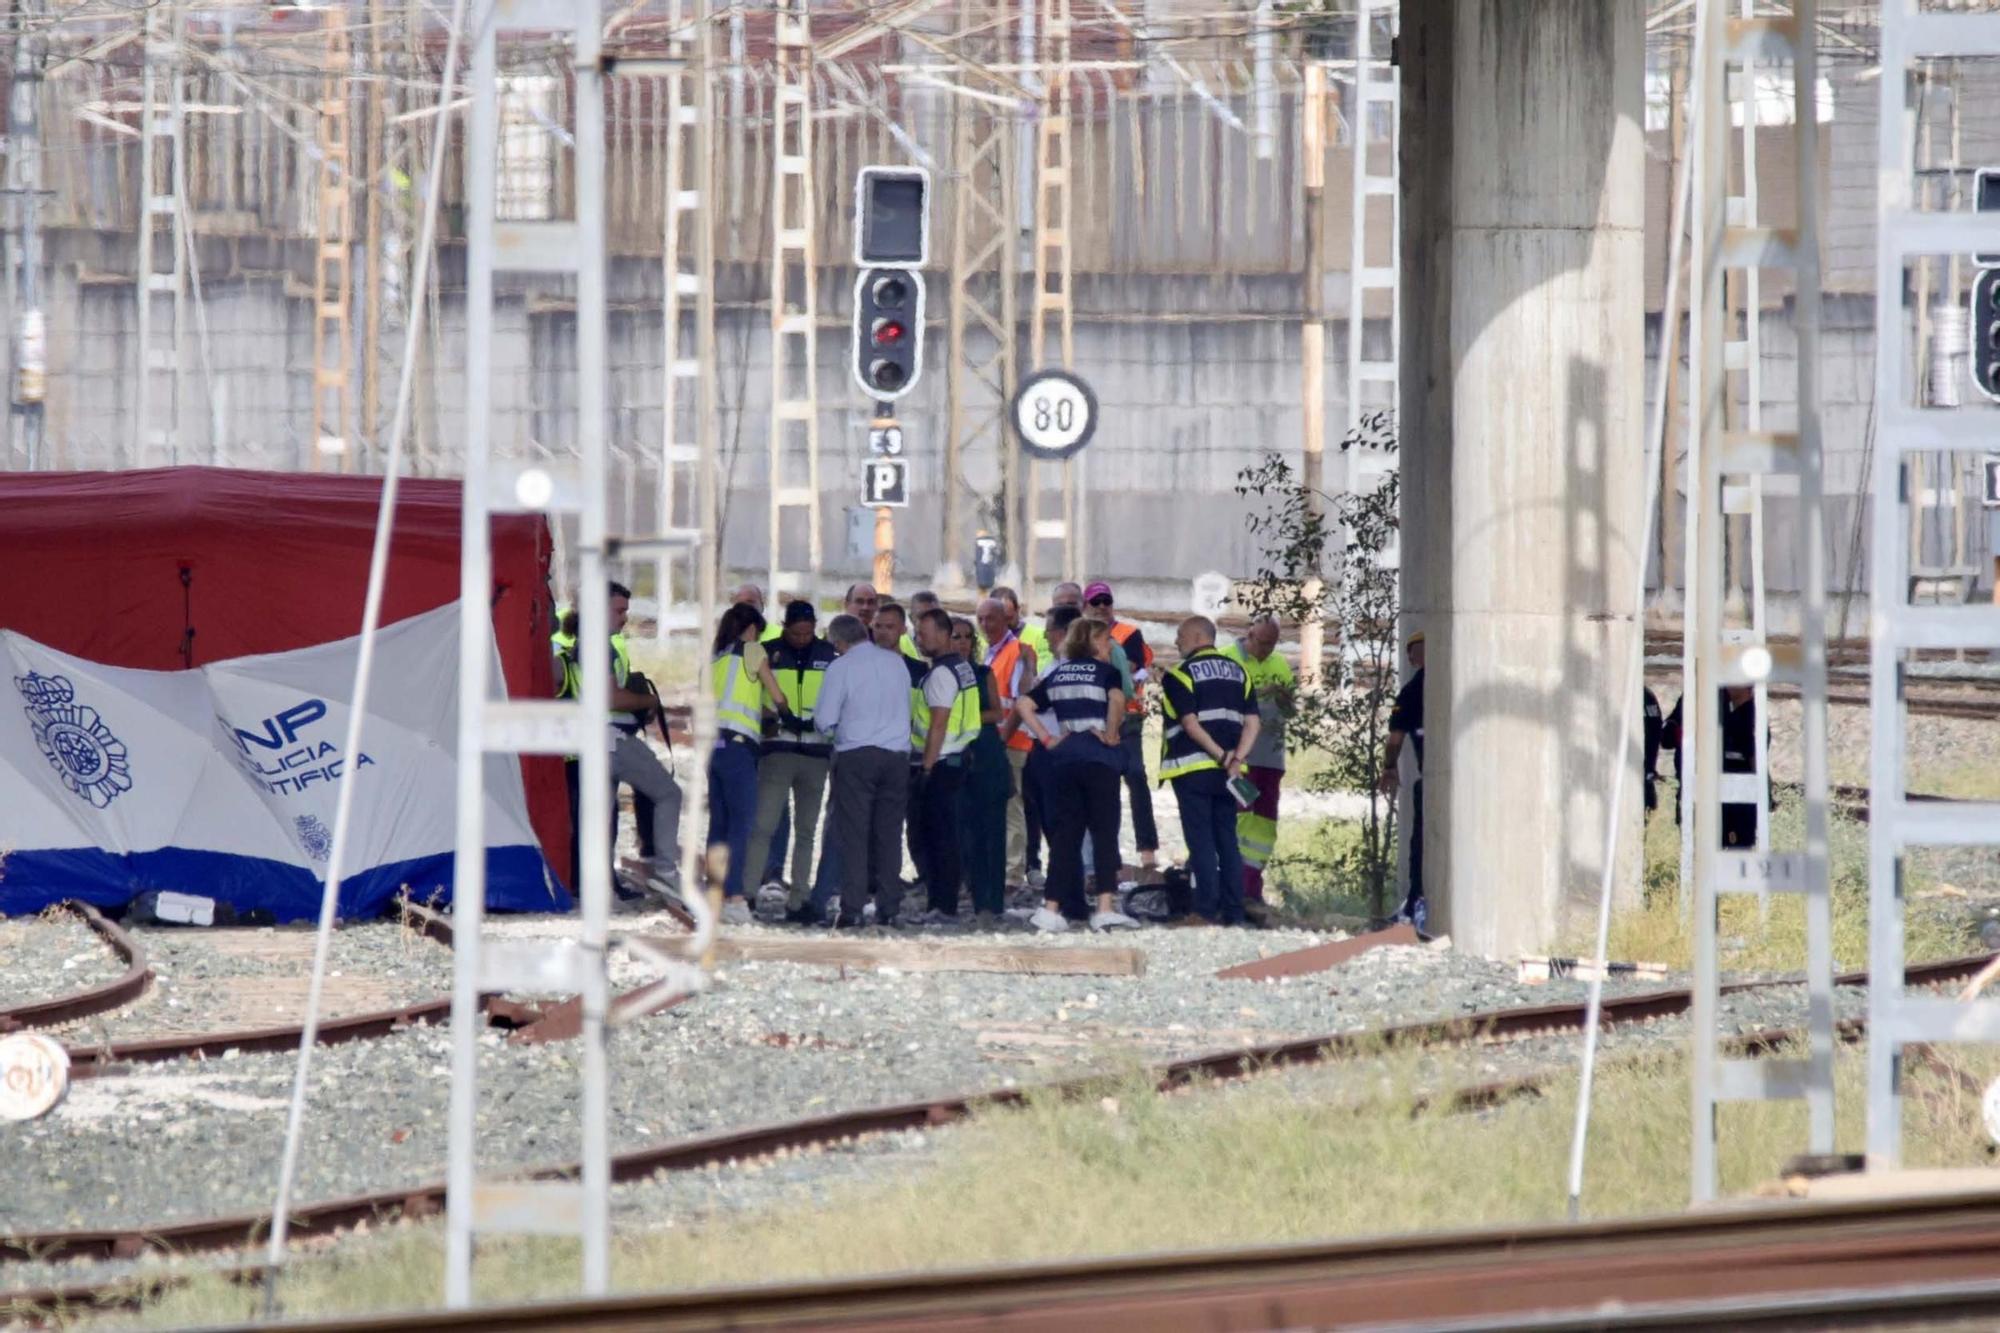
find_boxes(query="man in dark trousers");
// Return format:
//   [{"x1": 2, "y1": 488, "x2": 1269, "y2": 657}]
[
  {"x1": 1663, "y1": 685, "x2": 1761, "y2": 847},
  {"x1": 1380, "y1": 631, "x2": 1425, "y2": 928},
  {"x1": 1643, "y1": 686, "x2": 1664, "y2": 814},
  {"x1": 814, "y1": 613, "x2": 913, "y2": 926},
  {"x1": 909, "y1": 607, "x2": 980, "y2": 922}
]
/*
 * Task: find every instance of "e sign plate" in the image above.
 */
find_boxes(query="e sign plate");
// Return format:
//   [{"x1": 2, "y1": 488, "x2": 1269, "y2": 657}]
[{"x1": 1011, "y1": 368, "x2": 1099, "y2": 461}]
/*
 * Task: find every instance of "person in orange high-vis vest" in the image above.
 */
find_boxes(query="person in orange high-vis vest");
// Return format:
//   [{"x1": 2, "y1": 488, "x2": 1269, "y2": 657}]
[
  {"x1": 1084, "y1": 581, "x2": 1160, "y2": 877},
  {"x1": 978, "y1": 596, "x2": 1038, "y2": 888}
]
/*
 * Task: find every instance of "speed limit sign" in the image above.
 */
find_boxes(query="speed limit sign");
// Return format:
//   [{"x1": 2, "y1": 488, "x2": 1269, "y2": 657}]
[{"x1": 1010, "y1": 368, "x2": 1099, "y2": 460}]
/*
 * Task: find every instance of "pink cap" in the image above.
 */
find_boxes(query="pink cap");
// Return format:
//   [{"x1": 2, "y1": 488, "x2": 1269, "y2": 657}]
[{"x1": 1083, "y1": 580, "x2": 1114, "y2": 603}]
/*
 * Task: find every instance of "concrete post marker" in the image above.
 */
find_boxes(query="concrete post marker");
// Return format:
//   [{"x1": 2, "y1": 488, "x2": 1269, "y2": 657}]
[{"x1": 0, "y1": 1031, "x2": 70, "y2": 1120}]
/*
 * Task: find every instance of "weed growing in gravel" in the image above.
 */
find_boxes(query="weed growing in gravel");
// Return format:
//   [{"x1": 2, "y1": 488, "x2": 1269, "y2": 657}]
[
  {"x1": 110, "y1": 1042, "x2": 2000, "y2": 1330},
  {"x1": 1265, "y1": 816, "x2": 1374, "y2": 928},
  {"x1": 1581, "y1": 796, "x2": 1968, "y2": 974}
]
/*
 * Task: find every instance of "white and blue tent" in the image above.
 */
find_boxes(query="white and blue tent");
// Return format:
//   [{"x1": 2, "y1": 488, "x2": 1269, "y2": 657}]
[{"x1": 0, "y1": 601, "x2": 564, "y2": 920}]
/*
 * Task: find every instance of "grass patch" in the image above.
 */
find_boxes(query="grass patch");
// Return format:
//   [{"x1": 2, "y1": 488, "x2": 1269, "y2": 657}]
[
  {"x1": 1575, "y1": 796, "x2": 1970, "y2": 973},
  {"x1": 1918, "y1": 763, "x2": 2000, "y2": 802},
  {"x1": 1265, "y1": 815, "x2": 1376, "y2": 927},
  {"x1": 107, "y1": 1042, "x2": 2000, "y2": 1330}
]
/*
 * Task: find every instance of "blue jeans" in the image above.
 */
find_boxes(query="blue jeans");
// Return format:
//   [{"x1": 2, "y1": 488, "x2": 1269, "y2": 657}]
[
  {"x1": 1174, "y1": 769, "x2": 1244, "y2": 925},
  {"x1": 706, "y1": 738, "x2": 760, "y2": 899}
]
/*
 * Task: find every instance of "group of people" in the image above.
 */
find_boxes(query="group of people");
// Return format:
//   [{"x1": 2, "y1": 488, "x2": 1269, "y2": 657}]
[{"x1": 556, "y1": 578, "x2": 1303, "y2": 931}]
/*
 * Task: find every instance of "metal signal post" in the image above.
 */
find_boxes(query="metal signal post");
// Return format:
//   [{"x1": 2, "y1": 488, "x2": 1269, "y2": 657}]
[{"x1": 870, "y1": 405, "x2": 899, "y2": 592}]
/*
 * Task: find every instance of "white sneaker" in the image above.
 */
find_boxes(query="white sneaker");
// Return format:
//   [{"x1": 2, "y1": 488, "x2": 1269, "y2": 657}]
[
  {"x1": 862, "y1": 901, "x2": 879, "y2": 924},
  {"x1": 1029, "y1": 906, "x2": 1069, "y2": 934},
  {"x1": 720, "y1": 898, "x2": 752, "y2": 926},
  {"x1": 1090, "y1": 909, "x2": 1141, "y2": 932},
  {"x1": 1026, "y1": 869, "x2": 1047, "y2": 890},
  {"x1": 640, "y1": 859, "x2": 681, "y2": 897}
]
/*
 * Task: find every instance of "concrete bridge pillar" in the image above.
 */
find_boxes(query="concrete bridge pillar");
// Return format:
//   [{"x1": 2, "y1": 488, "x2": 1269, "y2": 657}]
[{"x1": 1399, "y1": 0, "x2": 1646, "y2": 957}]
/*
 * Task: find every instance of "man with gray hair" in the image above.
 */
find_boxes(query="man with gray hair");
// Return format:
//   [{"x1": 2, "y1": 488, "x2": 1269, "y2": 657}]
[{"x1": 813, "y1": 610, "x2": 913, "y2": 926}]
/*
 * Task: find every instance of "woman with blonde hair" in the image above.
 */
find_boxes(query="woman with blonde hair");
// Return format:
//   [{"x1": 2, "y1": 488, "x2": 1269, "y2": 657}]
[{"x1": 1014, "y1": 615, "x2": 1139, "y2": 932}]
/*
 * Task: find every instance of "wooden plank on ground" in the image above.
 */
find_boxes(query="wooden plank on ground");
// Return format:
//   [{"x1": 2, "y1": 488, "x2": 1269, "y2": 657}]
[
  {"x1": 678, "y1": 936, "x2": 1147, "y2": 977},
  {"x1": 1214, "y1": 924, "x2": 1420, "y2": 981}
]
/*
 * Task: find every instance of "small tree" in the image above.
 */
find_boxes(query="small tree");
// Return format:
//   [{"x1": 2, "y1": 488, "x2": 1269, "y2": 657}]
[{"x1": 1235, "y1": 409, "x2": 1401, "y2": 918}]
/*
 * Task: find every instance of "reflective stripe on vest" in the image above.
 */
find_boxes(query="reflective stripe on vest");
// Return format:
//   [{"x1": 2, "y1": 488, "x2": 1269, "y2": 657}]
[
  {"x1": 912, "y1": 656, "x2": 981, "y2": 757},
  {"x1": 937, "y1": 658, "x2": 982, "y2": 757},
  {"x1": 551, "y1": 628, "x2": 580, "y2": 701},
  {"x1": 711, "y1": 650, "x2": 763, "y2": 740},
  {"x1": 1109, "y1": 621, "x2": 1148, "y2": 713},
  {"x1": 553, "y1": 630, "x2": 631, "y2": 721},
  {"x1": 903, "y1": 653, "x2": 931, "y2": 750},
  {"x1": 766, "y1": 639, "x2": 837, "y2": 753},
  {"x1": 987, "y1": 636, "x2": 1036, "y2": 754},
  {"x1": 1158, "y1": 647, "x2": 1249, "y2": 782},
  {"x1": 1236, "y1": 809, "x2": 1277, "y2": 870}
]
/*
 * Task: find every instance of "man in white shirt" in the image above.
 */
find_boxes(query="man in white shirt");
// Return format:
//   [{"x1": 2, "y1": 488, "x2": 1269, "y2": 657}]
[{"x1": 815, "y1": 613, "x2": 913, "y2": 926}]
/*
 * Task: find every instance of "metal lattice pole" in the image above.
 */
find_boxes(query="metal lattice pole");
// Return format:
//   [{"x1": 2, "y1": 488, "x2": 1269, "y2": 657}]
[
  {"x1": 5, "y1": 0, "x2": 48, "y2": 471},
  {"x1": 767, "y1": 0, "x2": 822, "y2": 604},
  {"x1": 658, "y1": 0, "x2": 719, "y2": 640},
  {"x1": 1344, "y1": 0, "x2": 1399, "y2": 553},
  {"x1": 1866, "y1": 1, "x2": 2000, "y2": 1171},
  {"x1": 944, "y1": 0, "x2": 1018, "y2": 588},
  {"x1": 313, "y1": 10, "x2": 354, "y2": 472},
  {"x1": 449, "y1": 0, "x2": 620, "y2": 1303},
  {"x1": 134, "y1": 0, "x2": 188, "y2": 468},
  {"x1": 1688, "y1": 0, "x2": 1834, "y2": 1204},
  {"x1": 1729, "y1": 0, "x2": 1774, "y2": 870},
  {"x1": 1025, "y1": 0, "x2": 1077, "y2": 591}
]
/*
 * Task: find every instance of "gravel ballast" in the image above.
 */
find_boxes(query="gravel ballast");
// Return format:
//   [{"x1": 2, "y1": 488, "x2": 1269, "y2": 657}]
[
  {"x1": 0, "y1": 959, "x2": 1888, "y2": 1300},
  {"x1": 0, "y1": 911, "x2": 128, "y2": 1013},
  {"x1": 51, "y1": 921, "x2": 456, "y2": 1045},
  {"x1": 2, "y1": 918, "x2": 1699, "y2": 1252}
]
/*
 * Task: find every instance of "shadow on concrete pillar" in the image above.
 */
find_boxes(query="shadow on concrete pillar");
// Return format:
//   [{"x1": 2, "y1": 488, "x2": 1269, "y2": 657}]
[{"x1": 1399, "y1": 0, "x2": 1646, "y2": 957}]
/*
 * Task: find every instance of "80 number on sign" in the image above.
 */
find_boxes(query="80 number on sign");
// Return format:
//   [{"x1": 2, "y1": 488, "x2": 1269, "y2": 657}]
[{"x1": 1010, "y1": 369, "x2": 1099, "y2": 461}]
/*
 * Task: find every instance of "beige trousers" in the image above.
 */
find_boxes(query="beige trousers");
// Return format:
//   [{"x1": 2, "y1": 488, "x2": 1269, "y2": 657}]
[{"x1": 1004, "y1": 746, "x2": 1029, "y2": 882}]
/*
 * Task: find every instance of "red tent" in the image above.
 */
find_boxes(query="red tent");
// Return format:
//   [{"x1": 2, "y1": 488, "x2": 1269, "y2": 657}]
[{"x1": 0, "y1": 466, "x2": 570, "y2": 883}]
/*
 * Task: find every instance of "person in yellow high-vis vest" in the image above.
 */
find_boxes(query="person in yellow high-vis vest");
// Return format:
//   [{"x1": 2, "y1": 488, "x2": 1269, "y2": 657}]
[
  {"x1": 709, "y1": 602, "x2": 788, "y2": 922},
  {"x1": 1159, "y1": 615, "x2": 1259, "y2": 926},
  {"x1": 1224, "y1": 616, "x2": 1294, "y2": 925},
  {"x1": 906, "y1": 606, "x2": 982, "y2": 923},
  {"x1": 748, "y1": 601, "x2": 838, "y2": 921},
  {"x1": 553, "y1": 581, "x2": 683, "y2": 902}
]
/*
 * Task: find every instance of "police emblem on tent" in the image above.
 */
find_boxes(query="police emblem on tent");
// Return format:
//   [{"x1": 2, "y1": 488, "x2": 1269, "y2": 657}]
[
  {"x1": 14, "y1": 672, "x2": 131, "y2": 809},
  {"x1": 295, "y1": 813, "x2": 333, "y2": 862}
]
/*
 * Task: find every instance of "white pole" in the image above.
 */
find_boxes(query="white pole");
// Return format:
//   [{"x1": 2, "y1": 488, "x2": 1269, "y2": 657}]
[
  {"x1": 1564, "y1": 10, "x2": 1700, "y2": 1219},
  {"x1": 262, "y1": 0, "x2": 470, "y2": 1296}
]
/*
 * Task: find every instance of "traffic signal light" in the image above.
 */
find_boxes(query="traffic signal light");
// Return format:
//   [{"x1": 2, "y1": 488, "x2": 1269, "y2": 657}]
[
  {"x1": 852, "y1": 267, "x2": 924, "y2": 401},
  {"x1": 1973, "y1": 267, "x2": 2000, "y2": 403},
  {"x1": 853, "y1": 166, "x2": 930, "y2": 268}
]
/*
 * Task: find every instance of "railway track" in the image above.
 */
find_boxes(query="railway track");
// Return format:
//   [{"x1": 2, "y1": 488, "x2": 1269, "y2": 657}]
[
  {"x1": 0, "y1": 904, "x2": 151, "y2": 1036},
  {"x1": 5, "y1": 945, "x2": 1992, "y2": 1324},
  {"x1": 155, "y1": 1186, "x2": 2000, "y2": 1332}
]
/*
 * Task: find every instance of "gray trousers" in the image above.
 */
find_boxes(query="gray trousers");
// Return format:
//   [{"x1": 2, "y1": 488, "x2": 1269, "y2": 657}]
[
  {"x1": 749, "y1": 749, "x2": 829, "y2": 899},
  {"x1": 829, "y1": 746, "x2": 908, "y2": 921},
  {"x1": 611, "y1": 731, "x2": 681, "y2": 868}
]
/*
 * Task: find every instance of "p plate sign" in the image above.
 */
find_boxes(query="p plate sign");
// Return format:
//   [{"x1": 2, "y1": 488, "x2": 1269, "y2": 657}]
[{"x1": 1011, "y1": 369, "x2": 1099, "y2": 461}]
